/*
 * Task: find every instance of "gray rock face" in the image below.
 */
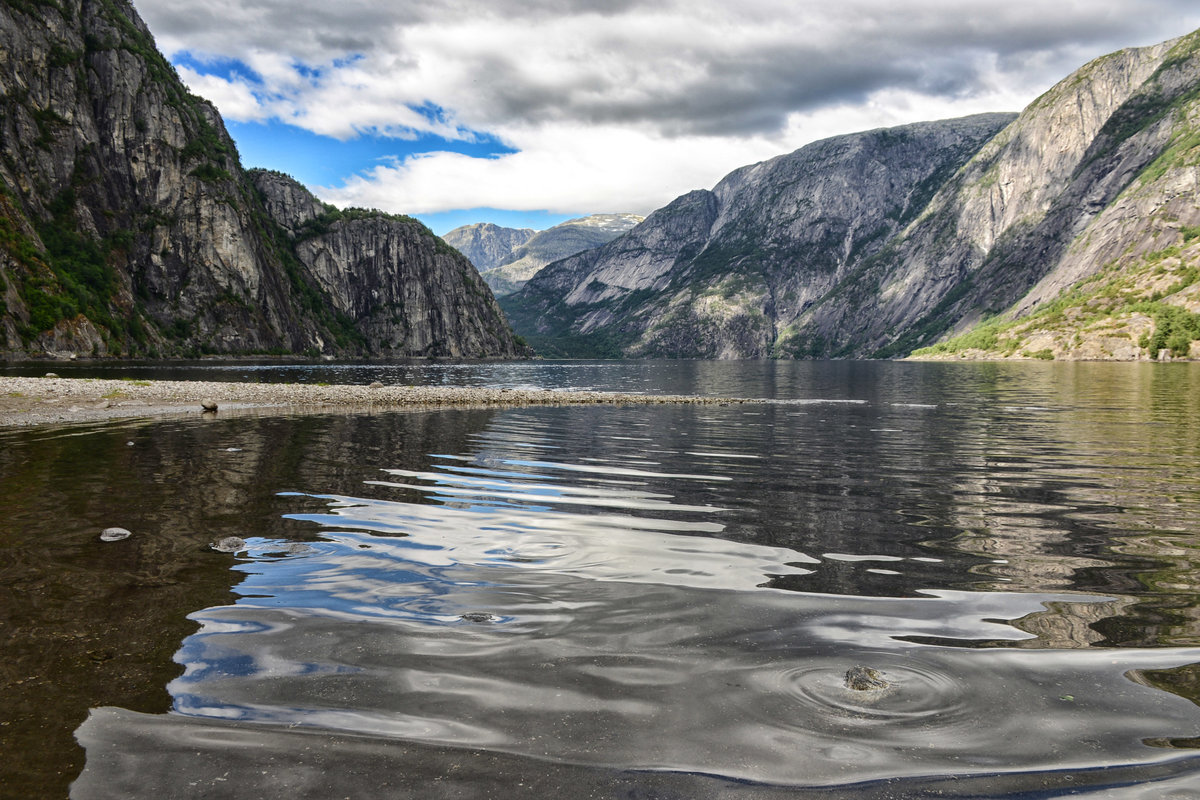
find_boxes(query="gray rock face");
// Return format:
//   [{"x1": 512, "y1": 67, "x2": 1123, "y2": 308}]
[
  {"x1": 251, "y1": 170, "x2": 326, "y2": 237},
  {"x1": 808, "y1": 34, "x2": 1192, "y2": 357},
  {"x1": 0, "y1": 0, "x2": 525, "y2": 360},
  {"x1": 442, "y1": 223, "x2": 535, "y2": 272},
  {"x1": 504, "y1": 115, "x2": 1014, "y2": 357},
  {"x1": 505, "y1": 27, "x2": 1200, "y2": 359},
  {"x1": 272, "y1": 181, "x2": 527, "y2": 357}
]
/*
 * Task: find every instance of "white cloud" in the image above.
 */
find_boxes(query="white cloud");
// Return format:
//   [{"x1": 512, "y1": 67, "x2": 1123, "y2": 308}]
[
  {"x1": 136, "y1": 0, "x2": 1200, "y2": 216},
  {"x1": 175, "y1": 66, "x2": 270, "y2": 123},
  {"x1": 317, "y1": 125, "x2": 785, "y2": 215}
]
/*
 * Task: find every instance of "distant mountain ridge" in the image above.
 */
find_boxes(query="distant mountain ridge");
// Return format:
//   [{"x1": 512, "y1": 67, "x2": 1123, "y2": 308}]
[
  {"x1": 503, "y1": 29, "x2": 1200, "y2": 360},
  {"x1": 441, "y1": 223, "x2": 536, "y2": 273},
  {"x1": 445, "y1": 214, "x2": 643, "y2": 296}
]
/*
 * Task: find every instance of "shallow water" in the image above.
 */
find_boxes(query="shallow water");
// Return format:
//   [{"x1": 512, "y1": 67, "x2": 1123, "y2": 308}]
[{"x1": 3, "y1": 361, "x2": 1200, "y2": 798}]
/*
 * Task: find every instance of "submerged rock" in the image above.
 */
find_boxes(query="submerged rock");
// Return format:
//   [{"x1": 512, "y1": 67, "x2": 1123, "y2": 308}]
[
  {"x1": 844, "y1": 665, "x2": 890, "y2": 692},
  {"x1": 210, "y1": 536, "x2": 246, "y2": 553},
  {"x1": 263, "y1": 542, "x2": 314, "y2": 557},
  {"x1": 99, "y1": 527, "x2": 131, "y2": 542},
  {"x1": 459, "y1": 612, "x2": 497, "y2": 623}
]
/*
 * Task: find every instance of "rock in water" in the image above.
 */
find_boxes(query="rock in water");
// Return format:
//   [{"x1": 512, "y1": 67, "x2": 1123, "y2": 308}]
[
  {"x1": 844, "y1": 665, "x2": 890, "y2": 691},
  {"x1": 201, "y1": 399, "x2": 218, "y2": 412},
  {"x1": 210, "y1": 536, "x2": 246, "y2": 553},
  {"x1": 100, "y1": 527, "x2": 132, "y2": 542},
  {"x1": 459, "y1": 612, "x2": 496, "y2": 623}
]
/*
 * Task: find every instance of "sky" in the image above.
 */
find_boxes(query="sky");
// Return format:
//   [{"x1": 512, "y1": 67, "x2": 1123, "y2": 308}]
[{"x1": 134, "y1": 1, "x2": 1200, "y2": 235}]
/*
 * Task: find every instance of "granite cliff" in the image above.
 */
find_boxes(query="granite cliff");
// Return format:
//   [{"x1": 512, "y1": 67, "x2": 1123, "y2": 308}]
[
  {"x1": 0, "y1": 0, "x2": 526, "y2": 359},
  {"x1": 503, "y1": 114, "x2": 1015, "y2": 357},
  {"x1": 504, "y1": 29, "x2": 1200, "y2": 360},
  {"x1": 904, "y1": 32, "x2": 1200, "y2": 361},
  {"x1": 252, "y1": 171, "x2": 527, "y2": 358}
]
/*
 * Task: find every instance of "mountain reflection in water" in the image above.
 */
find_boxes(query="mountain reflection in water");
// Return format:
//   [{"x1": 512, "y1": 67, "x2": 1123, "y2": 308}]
[{"x1": 3, "y1": 361, "x2": 1200, "y2": 798}]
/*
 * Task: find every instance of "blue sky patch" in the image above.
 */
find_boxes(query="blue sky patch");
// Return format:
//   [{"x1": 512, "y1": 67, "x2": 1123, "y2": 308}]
[
  {"x1": 227, "y1": 121, "x2": 513, "y2": 185},
  {"x1": 177, "y1": 54, "x2": 554, "y2": 232},
  {"x1": 173, "y1": 50, "x2": 262, "y2": 84},
  {"x1": 228, "y1": 121, "x2": 568, "y2": 233}
]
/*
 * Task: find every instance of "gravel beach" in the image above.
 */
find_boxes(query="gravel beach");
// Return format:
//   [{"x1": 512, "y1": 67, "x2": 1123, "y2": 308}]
[{"x1": 0, "y1": 375, "x2": 755, "y2": 428}]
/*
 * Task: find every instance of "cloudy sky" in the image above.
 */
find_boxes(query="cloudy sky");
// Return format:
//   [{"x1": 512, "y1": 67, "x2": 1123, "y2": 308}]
[{"x1": 135, "y1": 0, "x2": 1200, "y2": 234}]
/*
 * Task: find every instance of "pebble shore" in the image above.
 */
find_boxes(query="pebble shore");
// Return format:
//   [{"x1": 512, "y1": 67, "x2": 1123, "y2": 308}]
[{"x1": 0, "y1": 376, "x2": 756, "y2": 428}]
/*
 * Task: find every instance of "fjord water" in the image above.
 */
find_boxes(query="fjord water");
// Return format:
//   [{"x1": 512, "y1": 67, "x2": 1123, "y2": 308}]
[{"x1": 4, "y1": 361, "x2": 1200, "y2": 798}]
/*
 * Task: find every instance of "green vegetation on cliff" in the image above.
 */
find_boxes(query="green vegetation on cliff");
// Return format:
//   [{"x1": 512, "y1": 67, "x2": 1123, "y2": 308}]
[{"x1": 912, "y1": 234, "x2": 1200, "y2": 360}]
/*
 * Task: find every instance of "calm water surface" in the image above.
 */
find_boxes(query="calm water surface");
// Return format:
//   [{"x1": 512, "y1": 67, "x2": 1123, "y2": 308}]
[{"x1": 3, "y1": 361, "x2": 1200, "y2": 798}]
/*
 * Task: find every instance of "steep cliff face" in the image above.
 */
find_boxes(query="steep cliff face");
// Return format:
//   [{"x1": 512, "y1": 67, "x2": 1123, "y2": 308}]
[
  {"x1": 813, "y1": 34, "x2": 1192, "y2": 358},
  {"x1": 441, "y1": 222, "x2": 535, "y2": 273},
  {"x1": 478, "y1": 214, "x2": 643, "y2": 296},
  {"x1": 504, "y1": 114, "x2": 1014, "y2": 357},
  {"x1": 0, "y1": 0, "x2": 525, "y2": 360},
  {"x1": 910, "y1": 33, "x2": 1200, "y2": 361},
  {"x1": 255, "y1": 173, "x2": 527, "y2": 358},
  {"x1": 505, "y1": 27, "x2": 1200, "y2": 360}
]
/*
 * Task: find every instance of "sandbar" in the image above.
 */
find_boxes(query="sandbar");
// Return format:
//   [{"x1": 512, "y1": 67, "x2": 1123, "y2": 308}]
[{"x1": 0, "y1": 375, "x2": 752, "y2": 428}]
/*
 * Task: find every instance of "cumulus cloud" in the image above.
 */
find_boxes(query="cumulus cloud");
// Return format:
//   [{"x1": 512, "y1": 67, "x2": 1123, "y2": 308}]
[
  {"x1": 317, "y1": 125, "x2": 785, "y2": 215},
  {"x1": 175, "y1": 66, "x2": 270, "y2": 123},
  {"x1": 135, "y1": 0, "x2": 1200, "y2": 215}
]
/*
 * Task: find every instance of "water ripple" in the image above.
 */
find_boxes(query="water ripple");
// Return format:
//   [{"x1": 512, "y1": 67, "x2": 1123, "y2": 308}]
[{"x1": 764, "y1": 657, "x2": 972, "y2": 729}]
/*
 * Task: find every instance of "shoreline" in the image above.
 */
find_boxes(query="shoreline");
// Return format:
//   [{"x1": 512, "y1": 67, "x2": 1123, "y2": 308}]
[{"x1": 0, "y1": 376, "x2": 754, "y2": 428}]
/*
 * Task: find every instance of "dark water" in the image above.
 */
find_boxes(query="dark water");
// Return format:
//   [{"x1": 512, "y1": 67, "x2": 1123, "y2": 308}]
[{"x1": 3, "y1": 361, "x2": 1200, "y2": 798}]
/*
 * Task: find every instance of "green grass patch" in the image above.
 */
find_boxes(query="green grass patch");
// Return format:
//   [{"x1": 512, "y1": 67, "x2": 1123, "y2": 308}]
[
  {"x1": 188, "y1": 163, "x2": 233, "y2": 183},
  {"x1": 911, "y1": 316, "x2": 1012, "y2": 356},
  {"x1": 1139, "y1": 130, "x2": 1200, "y2": 187}
]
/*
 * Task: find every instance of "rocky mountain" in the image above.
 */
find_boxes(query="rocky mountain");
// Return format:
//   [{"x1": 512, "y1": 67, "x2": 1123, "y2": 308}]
[
  {"x1": 818, "y1": 31, "x2": 1200, "y2": 361},
  {"x1": 504, "y1": 29, "x2": 1200, "y2": 360},
  {"x1": 252, "y1": 171, "x2": 527, "y2": 357},
  {"x1": 477, "y1": 214, "x2": 643, "y2": 296},
  {"x1": 441, "y1": 223, "x2": 535, "y2": 273},
  {"x1": 905, "y1": 33, "x2": 1200, "y2": 361},
  {"x1": 0, "y1": 0, "x2": 526, "y2": 360},
  {"x1": 503, "y1": 114, "x2": 1014, "y2": 357}
]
